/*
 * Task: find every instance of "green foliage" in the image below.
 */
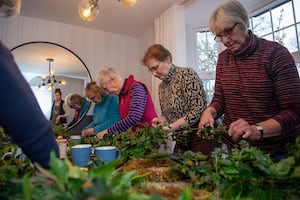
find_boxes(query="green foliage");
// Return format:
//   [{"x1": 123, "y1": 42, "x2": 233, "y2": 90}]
[
  {"x1": 2, "y1": 125, "x2": 300, "y2": 199},
  {"x1": 0, "y1": 127, "x2": 34, "y2": 189},
  {"x1": 113, "y1": 126, "x2": 168, "y2": 161},
  {"x1": 89, "y1": 126, "x2": 169, "y2": 161},
  {"x1": 14, "y1": 152, "x2": 156, "y2": 200},
  {"x1": 52, "y1": 124, "x2": 71, "y2": 138},
  {"x1": 171, "y1": 130, "x2": 300, "y2": 199},
  {"x1": 197, "y1": 124, "x2": 227, "y2": 142}
]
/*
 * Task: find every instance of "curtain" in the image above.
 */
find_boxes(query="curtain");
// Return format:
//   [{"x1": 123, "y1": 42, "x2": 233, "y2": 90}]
[{"x1": 153, "y1": 4, "x2": 186, "y2": 115}]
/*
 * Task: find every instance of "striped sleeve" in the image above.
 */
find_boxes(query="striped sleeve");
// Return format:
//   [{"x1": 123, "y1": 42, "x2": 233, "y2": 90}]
[{"x1": 108, "y1": 84, "x2": 147, "y2": 133}]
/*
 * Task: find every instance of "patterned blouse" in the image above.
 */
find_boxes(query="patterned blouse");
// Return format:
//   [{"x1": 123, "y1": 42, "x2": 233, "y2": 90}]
[{"x1": 159, "y1": 65, "x2": 207, "y2": 126}]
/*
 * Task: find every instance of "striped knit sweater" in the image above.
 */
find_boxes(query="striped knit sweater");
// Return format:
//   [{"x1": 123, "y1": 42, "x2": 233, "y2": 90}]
[{"x1": 210, "y1": 30, "x2": 300, "y2": 155}]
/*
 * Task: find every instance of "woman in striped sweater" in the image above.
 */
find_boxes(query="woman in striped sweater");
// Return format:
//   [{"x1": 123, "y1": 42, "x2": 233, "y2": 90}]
[
  {"x1": 199, "y1": 0, "x2": 300, "y2": 162},
  {"x1": 95, "y1": 67, "x2": 157, "y2": 138}
]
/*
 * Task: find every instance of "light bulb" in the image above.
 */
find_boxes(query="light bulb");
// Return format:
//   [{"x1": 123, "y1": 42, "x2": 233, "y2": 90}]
[
  {"x1": 48, "y1": 85, "x2": 53, "y2": 91},
  {"x1": 78, "y1": 0, "x2": 100, "y2": 21},
  {"x1": 119, "y1": 0, "x2": 137, "y2": 7},
  {"x1": 60, "y1": 80, "x2": 66, "y2": 85}
]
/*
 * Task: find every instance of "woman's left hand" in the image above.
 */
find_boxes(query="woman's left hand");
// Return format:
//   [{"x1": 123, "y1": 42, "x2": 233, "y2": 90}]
[
  {"x1": 56, "y1": 116, "x2": 61, "y2": 124},
  {"x1": 96, "y1": 129, "x2": 108, "y2": 139}
]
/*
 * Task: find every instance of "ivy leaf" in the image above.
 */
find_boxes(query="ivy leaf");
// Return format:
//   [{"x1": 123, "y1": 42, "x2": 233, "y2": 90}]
[{"x1": 22, "y1": 173, "x2": 32, "y2": 200}]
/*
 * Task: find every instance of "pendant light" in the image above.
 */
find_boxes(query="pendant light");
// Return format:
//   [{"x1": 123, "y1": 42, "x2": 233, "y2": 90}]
[
  {"x1": 118, "y1": 0, "x2": 137, "y2": 7},
  {"x1": 78, "y1": 0, "x2": 100, "y2": 21}
]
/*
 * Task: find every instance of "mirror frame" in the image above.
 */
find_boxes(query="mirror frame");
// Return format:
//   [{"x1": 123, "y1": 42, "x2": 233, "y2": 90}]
[{"x1": 10, "y1": 41, "x2": 92, "y2": 130}]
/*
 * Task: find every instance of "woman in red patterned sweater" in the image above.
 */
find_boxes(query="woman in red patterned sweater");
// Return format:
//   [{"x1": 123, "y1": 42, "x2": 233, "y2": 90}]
[{"x1": 199, "y1": 0, "x2": 300, "y2": 162}]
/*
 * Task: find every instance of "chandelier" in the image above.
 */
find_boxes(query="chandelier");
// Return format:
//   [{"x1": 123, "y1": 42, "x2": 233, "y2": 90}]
[
  {"x1": 36, "y1": 58, "x2": 66, "y2": 91},
  {"x1": 78, "y1": 0, "x2": 137, "y2": 21}
]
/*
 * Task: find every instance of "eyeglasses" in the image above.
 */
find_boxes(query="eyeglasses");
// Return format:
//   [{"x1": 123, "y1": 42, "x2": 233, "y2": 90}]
[
  {"x1": 214, "y1": 23, "x2": 238, "y2": 42},
  {"x1": 148, "y1": 62, "x2": 160, "y2": 73}
]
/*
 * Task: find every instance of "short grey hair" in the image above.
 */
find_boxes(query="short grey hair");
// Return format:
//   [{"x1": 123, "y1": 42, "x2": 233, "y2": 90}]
[
  {"x1": 97, "y1": 66, "x2": 122, "y2": 87},
  {"x1": 0, "y1": 0, "x2": 22, "y2": 17},
  {"x1": 209, "y1": 0, "x2": 249, "y2": 34}
]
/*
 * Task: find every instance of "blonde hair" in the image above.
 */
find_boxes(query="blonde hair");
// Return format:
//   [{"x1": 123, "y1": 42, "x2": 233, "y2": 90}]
[
  {"x1": 97, "y1": 66, "x2": 122, "y2": 87},
  {"x1": 85, "y1": 81, "x2": 105, "y2": 97},
  {"x1": 70, "y1": 94, "x2": 85, "y2": 106},
  {"x1": 0, "y1": 0, "x2": 22, "y2": 17},
  {"x1": 209, "y1": 0, "x2": 249, "y2": 34}
]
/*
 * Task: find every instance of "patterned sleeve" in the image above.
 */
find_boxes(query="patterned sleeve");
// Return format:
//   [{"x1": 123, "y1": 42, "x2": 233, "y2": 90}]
[
  {"x1": 107, "y1": 83, "x2": 147, "y2": 133},
  {"x1": 184, "y1": 68, "x2": 207, "y2": 125}
]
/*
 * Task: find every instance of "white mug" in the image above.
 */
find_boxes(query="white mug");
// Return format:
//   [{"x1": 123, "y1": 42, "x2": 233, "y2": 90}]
[
  {"x1": 1, "y1": 148, "x2": 27, "y2": 161},
  {"x1": 56, "y1": 139, "x2": 68, "y2": 158}
]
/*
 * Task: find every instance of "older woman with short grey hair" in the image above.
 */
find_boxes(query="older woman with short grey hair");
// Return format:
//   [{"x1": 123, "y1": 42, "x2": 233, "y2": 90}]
[{"x1": 199, "y1": 0, "x2": 300, "y2": 162}]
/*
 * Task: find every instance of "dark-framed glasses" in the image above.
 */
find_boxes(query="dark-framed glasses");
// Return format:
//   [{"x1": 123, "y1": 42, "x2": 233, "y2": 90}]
[{"x1": 214, "y1": 23, "x2": 238, "y2": 42}]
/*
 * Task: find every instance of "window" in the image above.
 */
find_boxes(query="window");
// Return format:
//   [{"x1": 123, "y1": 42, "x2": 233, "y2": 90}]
[
  {"x1": 31, "y1": 86, "x2": 52, "y2": 119},
  {"x1": 195, "y1": 0, "x2": 299, "y2": 103},
  {"x1": 250, "y1": 0, "x2": 300, "y2": 53},
  {"x1": 195, "y1": 29, "x2": 218, "y2": 102}
]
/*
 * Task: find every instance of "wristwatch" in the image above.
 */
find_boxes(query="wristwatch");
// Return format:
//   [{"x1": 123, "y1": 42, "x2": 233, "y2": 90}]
[{"x1": 256, "y1": 124, "x2": 264, "y2": 139}]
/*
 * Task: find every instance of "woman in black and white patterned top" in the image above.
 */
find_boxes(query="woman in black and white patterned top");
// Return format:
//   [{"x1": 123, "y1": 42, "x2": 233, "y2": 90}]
[{"x1": 143, "y1": 44, "x2": 218, "y2": 154}]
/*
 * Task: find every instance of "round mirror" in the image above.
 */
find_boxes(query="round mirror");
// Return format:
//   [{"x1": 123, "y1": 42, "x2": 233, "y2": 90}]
[{"x1": 10, "y1": 41, "x2": 92, "y2": 130}]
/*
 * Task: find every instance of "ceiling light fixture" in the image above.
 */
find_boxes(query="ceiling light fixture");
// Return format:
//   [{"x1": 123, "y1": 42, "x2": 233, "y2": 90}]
[
  {"x1": 118, "y1": 0, "x2": 137, "y2": 7},
  {"x1": 78, "y1": 0, "x2": 137, "y2": 22},
  {"x1": 36, "y1": 58, "x2": 66, "y2": 91},
  {"x1": 78, "y1": 0, "x2": 100, "y2": 21}
]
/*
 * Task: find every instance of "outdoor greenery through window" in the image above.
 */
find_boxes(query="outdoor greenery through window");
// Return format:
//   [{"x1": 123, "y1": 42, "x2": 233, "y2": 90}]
[{"x1": 195, "y1": 0, "x2": 300, "y2": 103}]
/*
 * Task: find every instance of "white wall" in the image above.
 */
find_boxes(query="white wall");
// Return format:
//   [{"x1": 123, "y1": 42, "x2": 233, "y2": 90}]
[
  {"x1": 0, "y1": 15, "x2": 141, "y2": 82},
  {"x1": 0, "y1": 15, "x2": 147, "y2": 116},
  {"x1": 138, "y1": 26, "x2": 155, "y2": 93}
]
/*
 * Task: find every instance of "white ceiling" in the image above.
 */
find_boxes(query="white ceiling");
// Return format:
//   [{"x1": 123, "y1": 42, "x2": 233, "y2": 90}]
[
  {"x1": 20, "y1": 0, "x2": 185, "y2": 37},
  {"x1": 20, "y1": 0, "x2": 271, "y2": 37},
  {"x1": 14, "y1": 0, "x2": 271, "y2": 80}
]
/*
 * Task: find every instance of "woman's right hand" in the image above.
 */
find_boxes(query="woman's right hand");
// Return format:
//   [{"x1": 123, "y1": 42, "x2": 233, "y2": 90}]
[
  {"x1": 198, "y1": 107, "x2": 216, "y2": 129},
  {"x1": 152, "y1": 116, "x2": 167, "y2": 127},
  {"x1": 81, "y1": 128, "x2": 94, "y2": 137}
]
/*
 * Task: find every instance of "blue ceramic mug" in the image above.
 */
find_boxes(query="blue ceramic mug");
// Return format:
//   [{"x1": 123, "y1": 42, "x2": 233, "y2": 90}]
[
  {"x1": 71, "y1": 144, "x2": 91, "y2": 167},
  {"x1": 95, "y1": 146, "x2": 121, "y2": 162},
  {"x1": 70, "y1": 135, "x2": 81, "y2": 144}
]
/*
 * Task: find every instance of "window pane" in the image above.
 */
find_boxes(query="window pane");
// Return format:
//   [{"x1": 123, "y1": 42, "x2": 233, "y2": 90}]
[
  {"x1": 196, "y1": 31, "x2": 218, "y2": 72},
  {"x1": 252, "y1": 11, "x2": 272, "y2": 36},
  {"x1": 202, "y1": 79, "x2": 215, "y2": 103},
  {"x1": 31, "y1": 87, "x2": 52, "y2": 119},
  {"x1": 294, "y1": 0, "x2": 300, "y2": 22},
  {"x1": 262, "y1": 33, "x2": 273, "y2": 41},
  {"x1": 272, "y1": 2, "x2": 294, "y2": 30},
  {"x1": 296, "y1": 62, "x2": 300, "y2": 75},
  {"x1": 298, "y1": 23, "x2": 300, "y2": 50},
  {"x1": 284, "y1": 26, "x2": 298, "y2": 52},
  {"x1": 274, "y1": 26, "x2": 297, "y2": 52}
]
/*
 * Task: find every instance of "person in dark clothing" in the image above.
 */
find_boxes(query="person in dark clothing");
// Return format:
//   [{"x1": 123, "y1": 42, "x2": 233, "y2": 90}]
[
  {"x1": 50, "y1": 88, "x2": 68, "y2": 125},
  {"x1": 0, "y1": 0, "x2": 59, "y2": 169}
]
